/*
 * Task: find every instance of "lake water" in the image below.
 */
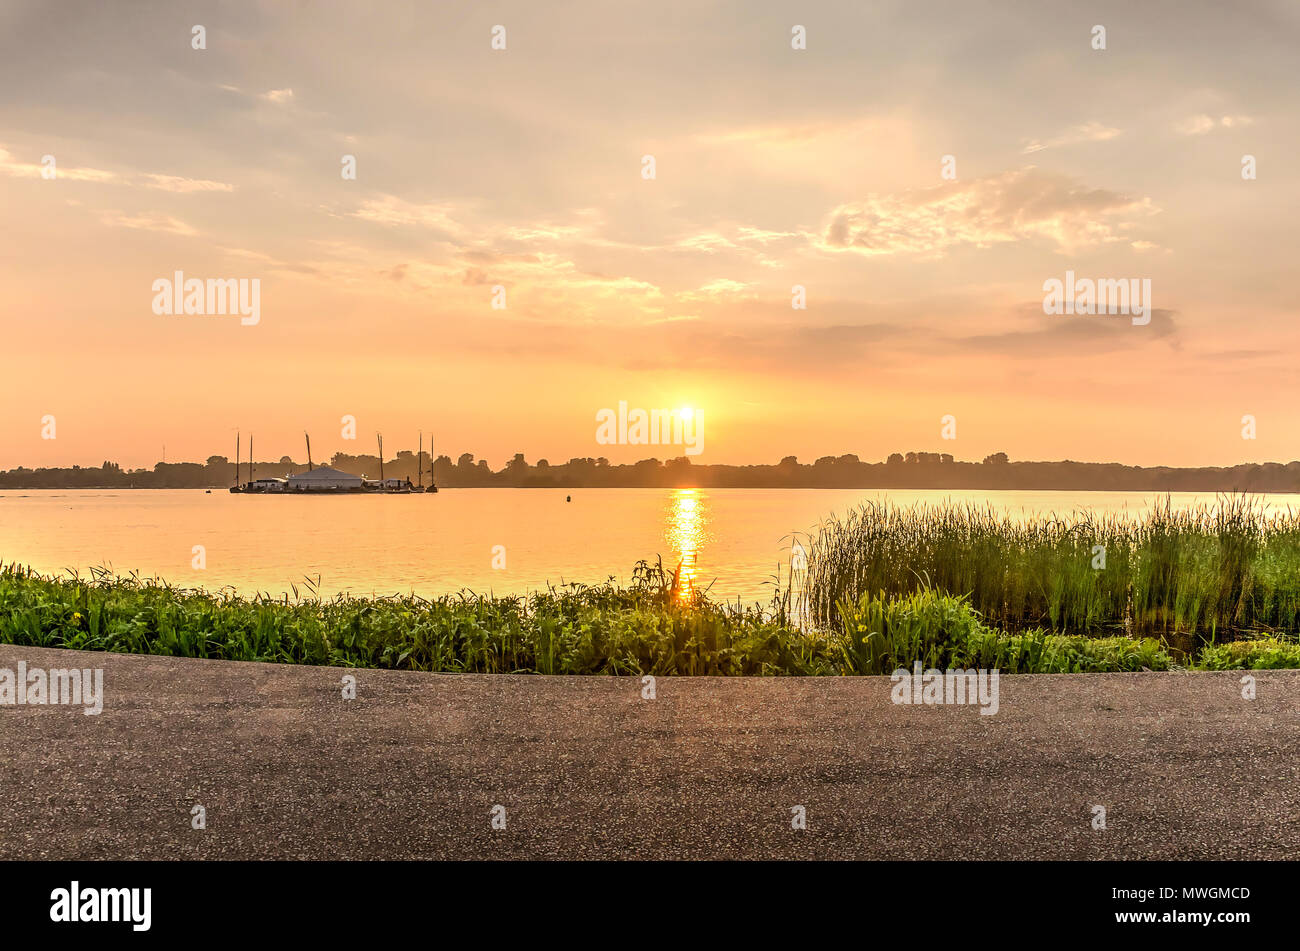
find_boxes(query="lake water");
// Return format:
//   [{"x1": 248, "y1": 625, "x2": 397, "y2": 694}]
[{"x1": 1, "y1": 488, "x2": 1295, "y2": 605}]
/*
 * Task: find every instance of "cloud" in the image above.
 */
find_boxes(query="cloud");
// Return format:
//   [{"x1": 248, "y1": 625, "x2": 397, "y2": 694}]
[
  {"x1": 2, "y1": 148, "x2": 233, "y2": 194},
  {"x1": 143, "y1": 174, "x2": 234, "y2": 193},
  {"x1": 820, "y1": 167, "x2": 1158, "y2": 257},
  {"x1": 0, "y1": 147, "x2": 117, "y2": 182},
  {"x1": 349, "y1": 196, "x2": 465, "y2": 235},
  {"x1": 956, "y1": 308, "x2": 1179, "y2": 357},
  {"x1": 1021, "y1": 121, "x2": 1122, "y2": 154},
  {"x1": 217, "y1": 246, "x2": 319, "y2": 275},
  {"x1": 1175, "y1": 114, "x2": 1254, "y2": 135},
  {"x1": 262, "y1": 88, "x2": 295, "y2": 104},
  {"x1": 678, "y1": 278, "x2": 755, "y2": 301},
  {"x1": 736, "y1": 226, "x2": 799, "y2": 244},
  {"x1": 450, "y1": 314, "x2": 910, "y2": 372},
  {"x1": 674, "y1": 232, "x2": 739, "y2": 254},
  {"x1": 328, "y1": 245, "x2": 666, "y2": 322},
  {"x1": 504, "y1": 223, "x2": 586, "y2": 242},
  {"x1": 100, "y1": 212, "x2": 198, "y2": 236}
]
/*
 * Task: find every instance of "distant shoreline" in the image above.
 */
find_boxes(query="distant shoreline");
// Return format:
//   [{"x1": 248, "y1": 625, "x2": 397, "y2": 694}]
[
  {"x1": 4, "y1": 454, "x2": 1299, "y2": 494},
  {"x1": 9, "y1": 485, "x2": 1300, "y2": 492}
]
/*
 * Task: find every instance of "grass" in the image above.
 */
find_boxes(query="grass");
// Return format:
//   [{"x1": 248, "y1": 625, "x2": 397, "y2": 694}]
[
  {"x1": 0, "y1": 560, "x2": 831, "y2": 676},
  {"x1": 803, "y1": 494, "x2": 1300, "y2": 646},
  {"x1": 1195, "y1": 636, "x2": 1300, "y2": 670},
  {"x1": 2, "y1": 557, "x2": 1294, "y2": 673},
  {"x1": 835, "y1": 587, "x2": 1172, "y2": 674}
]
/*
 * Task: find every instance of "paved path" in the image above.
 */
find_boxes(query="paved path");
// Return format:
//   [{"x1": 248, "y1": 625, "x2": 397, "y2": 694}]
[{"x1": 1, "y1": 645, "x2": 1296, "y2": 859}]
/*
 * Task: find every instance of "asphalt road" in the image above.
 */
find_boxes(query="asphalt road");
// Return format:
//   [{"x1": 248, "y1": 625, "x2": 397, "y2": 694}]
[{"x1": 1, "y1": 645, "x2": 1296, "y2": 859}]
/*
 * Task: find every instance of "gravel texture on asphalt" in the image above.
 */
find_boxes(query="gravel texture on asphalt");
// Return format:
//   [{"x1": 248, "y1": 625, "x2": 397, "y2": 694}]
[{"x1": 1, "y1": 645, "x2": 1296, "y2": 859}]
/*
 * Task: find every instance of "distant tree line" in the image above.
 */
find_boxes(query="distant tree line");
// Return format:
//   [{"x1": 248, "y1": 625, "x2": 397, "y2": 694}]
[{"x1": 2, "y1": 451, "x2": 1299, "y2": 492}]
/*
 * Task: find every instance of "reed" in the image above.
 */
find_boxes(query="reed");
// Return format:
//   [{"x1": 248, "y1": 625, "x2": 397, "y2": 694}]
[{"x1": 804, "y1": 495, "x2": 1300, "y2": 641}]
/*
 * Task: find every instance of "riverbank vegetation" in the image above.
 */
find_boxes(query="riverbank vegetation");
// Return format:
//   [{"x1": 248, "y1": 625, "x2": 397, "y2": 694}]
[
  {"x1": 804, "y1": 495, "x2": 1300, "y2": 650},
  {"x1": 3, "y1": 551, "x2": 1297, "y2": 673}
]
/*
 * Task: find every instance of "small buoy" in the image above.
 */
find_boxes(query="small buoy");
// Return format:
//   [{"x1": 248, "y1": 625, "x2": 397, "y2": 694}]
[{"x1": 566, "y1": 495, "x2": 571, "y2": 502}]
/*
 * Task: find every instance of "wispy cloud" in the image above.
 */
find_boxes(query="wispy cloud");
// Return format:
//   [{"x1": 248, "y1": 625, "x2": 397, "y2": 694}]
[
  {"x1": 680, "y1": 278, "x2": 755, "y2": 300},
  {"x1": 1174, "y1": 114, "x2": 1254, "y2": 135},
  {"x1": 819, "y1": 167, "x2": 1157, "y2": 257},
  {"x1": 143, "y1": 174, "x2": 234, "y2": 193},
  {"x1": 1021, "y1": 121, "x2": 1122, "y2": 154},
  {"x1": 957, "y1": 308, "x2": 1179, "y2": 356},
  {"x1": 350, "y1": 196, "x2": 465, "y2": 234},
  {"x1": 2, "y1": 147, "x2": 232, "y2": 193},
  {"x1": 0, "y1": 147, "x2": 117, "y2": 182},
  {"x1": 736, "y1": 226, "x2": 799, "y2": 244},
  {"x1": 100, "y1": 212, "x2": 198, "y2": 236},
  {"x1": 674, "y1": 232, "x2": 739, "y2": 254}
]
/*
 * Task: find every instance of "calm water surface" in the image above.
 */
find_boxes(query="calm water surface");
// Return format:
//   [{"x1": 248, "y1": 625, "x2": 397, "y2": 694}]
[{"x1": 1, "y1": 488, "x2": 1295, "y2": 604}]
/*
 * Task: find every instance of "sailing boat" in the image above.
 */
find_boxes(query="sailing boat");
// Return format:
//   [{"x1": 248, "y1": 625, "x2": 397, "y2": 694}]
[
  {"x1": 228, "y1": 431, "x2": 242, "y2": 493},
  {"x1": 364, "y1": 433, "x2": 413, "y2": 492},
  {"x1": 425, "y1": 430, "x2": 438, "y2": 493},
  {"x1": 412, "y1": 431, "x2": 427, "y2": 493}
]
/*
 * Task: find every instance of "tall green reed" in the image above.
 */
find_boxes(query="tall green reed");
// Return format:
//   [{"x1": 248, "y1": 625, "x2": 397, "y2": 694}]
[{"x1": 805, "y1": 495, "x2": 1300, "y2": 639}]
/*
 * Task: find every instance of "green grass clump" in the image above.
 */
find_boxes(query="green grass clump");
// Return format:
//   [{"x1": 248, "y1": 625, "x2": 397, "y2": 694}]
[
  {"x1": 962, "y1": 630, "x2": 1172, "y2": 674},
  {"x1": 836, "y1": 586, "x2": 1173, "y2": 674},
  {"x1": 1194, "y1": 636, "x2": 1300, "y2": 670},
  {"x1": 835, "y1": 586, "x2": 982, "y2": 674}
]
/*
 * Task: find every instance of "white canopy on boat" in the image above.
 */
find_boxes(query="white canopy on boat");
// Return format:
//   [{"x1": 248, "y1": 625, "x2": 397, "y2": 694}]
[{"x1": 287, "y1": 466, "x2": 363, "y2": 490}]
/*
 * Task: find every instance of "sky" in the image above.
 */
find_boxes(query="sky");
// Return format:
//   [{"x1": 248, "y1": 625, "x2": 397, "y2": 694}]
[{"x1": 1, "y1": 0, "x2": 1298, "y2": 471}]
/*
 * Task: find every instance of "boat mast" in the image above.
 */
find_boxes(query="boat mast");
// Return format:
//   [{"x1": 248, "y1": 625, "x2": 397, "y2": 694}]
[
  {"x1": 417, "y1": 431, "x2": 423, "y2": 488},
  {"x1": 377, "y1": 433, "x2": 384, "y2": 482},
  {"x1": 235, "y1": 431, "x2": 240, "y2": 488},
  {"x1": 305, "y1": 431, "x2": 313, "y2": 471}
]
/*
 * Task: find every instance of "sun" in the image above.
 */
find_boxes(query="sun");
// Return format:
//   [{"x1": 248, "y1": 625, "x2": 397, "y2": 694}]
[{"x1": 677, "y1": 406, "x2": 694, "y2": 421}]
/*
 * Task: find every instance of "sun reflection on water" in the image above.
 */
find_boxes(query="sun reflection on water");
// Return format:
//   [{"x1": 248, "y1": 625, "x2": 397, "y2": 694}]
[{"x1": 667, "y1": 489, "x2": 706, "y2": 601}]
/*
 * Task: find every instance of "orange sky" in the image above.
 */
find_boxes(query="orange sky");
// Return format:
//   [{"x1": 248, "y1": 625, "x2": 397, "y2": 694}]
[{"x1": 2, "y1": 0, "x2": 1298, "y2": 470}]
